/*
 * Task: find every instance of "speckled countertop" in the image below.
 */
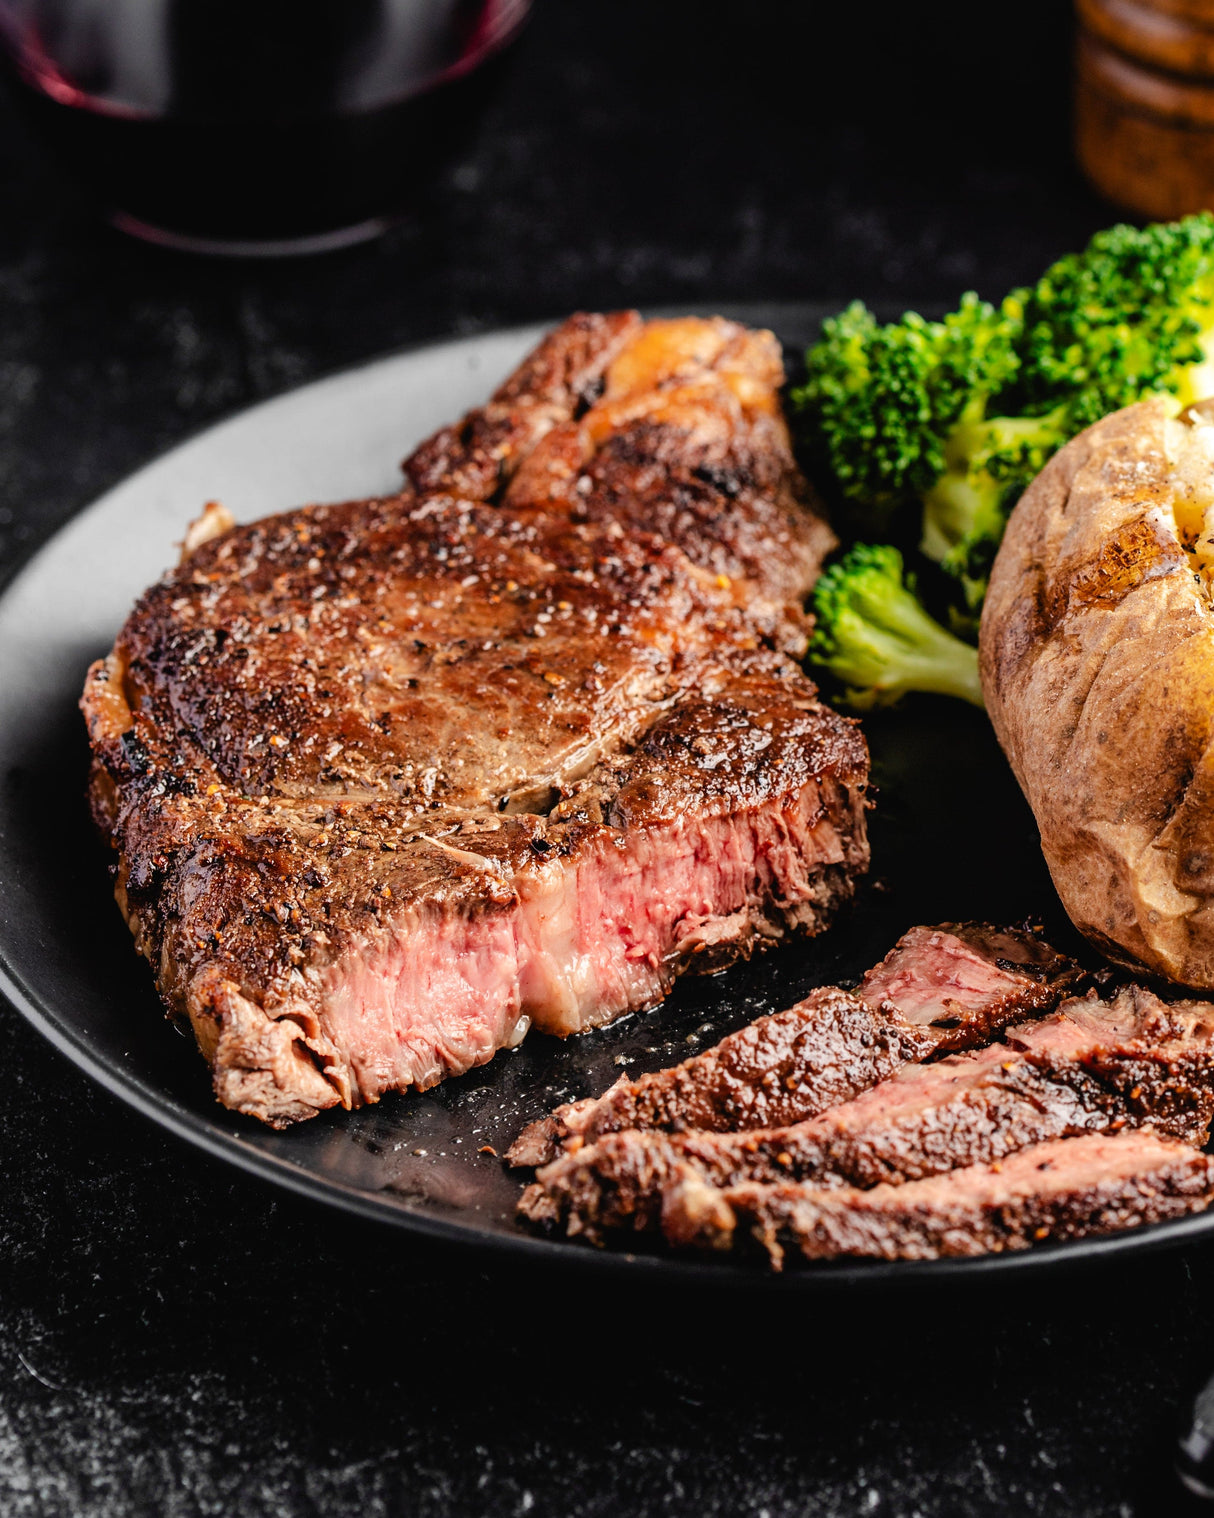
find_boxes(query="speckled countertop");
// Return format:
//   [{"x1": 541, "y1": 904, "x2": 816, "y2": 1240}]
[{"x1": 1, "y1": 2, "x2": 1211, "y2": 1514}]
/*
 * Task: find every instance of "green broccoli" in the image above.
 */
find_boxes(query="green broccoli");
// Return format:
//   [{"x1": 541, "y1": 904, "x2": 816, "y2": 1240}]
[
  {"x1": 1020, "y1": 213, "x2": 1214, "y2": 422},
  {"x1": 797, "y1": 213, "x2": 1214, "y2": 612},
  {"x1": 797, "y1": 292, "x2": 1024, "y2": 532},
  {"x1": 917, "y1": 392, "x2": 1066, "y2": 609},
  {"x1": 796, "y1": 291, "x2": 1036, "y2": 606},
  {"x1": 809, "y1": 544, "x2": 984, "y2": 709},
  {"x1": 928, "y1": 214, "x2": 1214, "y2": 602}
]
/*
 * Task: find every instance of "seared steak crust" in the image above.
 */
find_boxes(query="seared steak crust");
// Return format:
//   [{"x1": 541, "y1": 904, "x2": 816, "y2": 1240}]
[
  {"x1": 82, "y1": 313, "x2": 861, "y2": 1126},
  {"x1": 664, "y1": 1132, "x2": 1214, "y2": 1266},
  {"x1": 405, "y1": 311, "x2": 835, "y2": 608}
]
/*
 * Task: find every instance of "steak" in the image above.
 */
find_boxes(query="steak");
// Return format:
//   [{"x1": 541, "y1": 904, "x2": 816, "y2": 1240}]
[
  {"x1": 508, "y1": 921, "x2": 1083, "y2": 1166},
  {"x1": 507, "y1": 987, "x2": 938, "y2": 1167},
  {"x1": 81, "y1": 313, "x2": 864, "y2": 1126},
  {"x1": 858, "y1": 922, "x2": 1084, "y2": 1049},
  {"x1": 662, "y1": 1131, "x2": 1214, "y2": 1266},
  {"x1": 518, "y1": 984, "x2": 1214, "y2": 1240}
]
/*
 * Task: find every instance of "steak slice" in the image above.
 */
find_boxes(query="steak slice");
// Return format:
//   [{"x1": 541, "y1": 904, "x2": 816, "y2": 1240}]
[
  {"x1": 81, "y1": 313, "x2": 863, "y2": 1127},
  {"x1": 662, "y1": 1131, "x2": 1214, "y2": 1266},
  {"x1": 507, "y1": 987, "x2": 938, "y2": 1167},
  {"x1": 508, "y1": 921, "x2": 1083, "y2": 1166},
  {"x1": 518, "y1": 984, "x2": 1214, "y2": 1239},
  {"x1": 858, "y1": 922, "x2": 1084, "y2": 1049}
]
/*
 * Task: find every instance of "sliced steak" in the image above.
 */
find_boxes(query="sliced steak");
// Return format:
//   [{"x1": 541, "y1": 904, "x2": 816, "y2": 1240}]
[
  {"x1": 518, "y1": 984, "x2": 1214, "y2": 1239},
  {"x1": 82, "y1": 313, "x2": 860, "y2": 1127},
  {"x1": 858, "y1": 922, "x2": 1084, "y2": 1049},
  {"x1": 508, "y1": 987, "x2": 937, "y2": 1167},
  {"x1": 662, "y1": 1131, "x2": 1214, "y2": 1266},
  {"x1": 509, "y1": 921, "x2": 1083, "y2": 1166}
]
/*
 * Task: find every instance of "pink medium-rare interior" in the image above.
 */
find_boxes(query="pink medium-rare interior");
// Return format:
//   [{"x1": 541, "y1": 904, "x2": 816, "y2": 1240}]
[
  {"x1": 321, "y1": 779, "x2": 855, "y2": 1106},
  {"x1": 859, "y1": 927, "x2": 1026, "y2": 1026},
  {"x1": 516, "y1": 777, "x2": 854, "y2": 1035},
  {"x1": 321, "y1": 904, "x2": 527, "y2": 1099}
]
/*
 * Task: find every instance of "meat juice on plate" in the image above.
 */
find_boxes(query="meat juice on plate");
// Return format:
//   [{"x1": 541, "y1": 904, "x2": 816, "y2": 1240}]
[{"x1": 0, "y1": 0, "x2": 530, "y2": 252}]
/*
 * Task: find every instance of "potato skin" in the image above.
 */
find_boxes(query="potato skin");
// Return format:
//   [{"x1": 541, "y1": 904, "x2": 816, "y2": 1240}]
[{"x1": 979, "y1": 397, "x2": 1214, "y2": 988}]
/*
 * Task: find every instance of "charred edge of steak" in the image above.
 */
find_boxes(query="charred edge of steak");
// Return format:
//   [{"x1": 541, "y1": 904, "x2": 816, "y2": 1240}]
[
  {"x1": 508, "y1": 922, "x2": 1086, "y2": 1168},
  {"x1": 659, "y1": 1131, "x2": 1214, "y2": 1268},
  {"x1": 401, "y1": 311, "x2": 646, "y2": 500},
  {"x1": 516, "y1": 985, "x2": 1214, "y2": 1242}
]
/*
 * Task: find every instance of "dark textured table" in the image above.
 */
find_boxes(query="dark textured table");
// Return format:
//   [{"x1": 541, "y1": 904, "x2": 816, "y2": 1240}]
[{"x1": 2, "y1": 3, "x2": 1213, "y2": 1513}]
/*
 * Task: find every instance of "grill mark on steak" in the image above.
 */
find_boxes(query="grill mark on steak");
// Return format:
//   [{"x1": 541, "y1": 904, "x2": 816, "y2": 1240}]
[
  {"x1": 517, "y1": 985, "x2": 1214, "y2": 1240},
  {"x1": 508, "y1": 922, "x2": 1083, "y2": 1166},
  {"x1": 661, "y1": 1131, "x2": 1214, "y2": 1267},
  {"x1": 81, "y1": 313, "x2": 859, "y2": 1127}
]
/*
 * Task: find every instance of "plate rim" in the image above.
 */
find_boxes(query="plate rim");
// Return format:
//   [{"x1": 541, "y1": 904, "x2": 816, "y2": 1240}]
[{"x1": 5, "y1": 309, "x2": 1214, "y2": 1287}]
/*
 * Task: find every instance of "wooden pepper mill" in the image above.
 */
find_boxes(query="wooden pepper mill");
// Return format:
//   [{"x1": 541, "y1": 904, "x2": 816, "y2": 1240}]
[{"x1": 1076, "y1": 0, "x2": 1214, "y2": 217}]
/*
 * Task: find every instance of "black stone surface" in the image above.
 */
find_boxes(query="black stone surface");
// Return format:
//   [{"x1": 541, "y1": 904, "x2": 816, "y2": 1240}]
[{"x1": 2, "y1": 2, "x2": 1212, "y2": 1513}]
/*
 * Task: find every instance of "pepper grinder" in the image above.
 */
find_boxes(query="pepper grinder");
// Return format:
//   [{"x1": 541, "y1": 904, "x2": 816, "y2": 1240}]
[{"x1": 1076, "y1": 0, "x2": 1214, "y2": 218}]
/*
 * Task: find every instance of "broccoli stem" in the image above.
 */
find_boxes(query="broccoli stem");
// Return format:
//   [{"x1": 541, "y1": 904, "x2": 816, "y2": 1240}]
[
  {"x1": 919, "y1": 468, "x2": 1002, "y2": 567},
  {"x1": 829, "y1": 604, "x2": 985, "y2": 709},
  {"x1": 811, "y1": 545, "x2": 985, "y2": 709},
  {"x1": 920, "y1": 403, "x2": 1067, "y2": 600}
]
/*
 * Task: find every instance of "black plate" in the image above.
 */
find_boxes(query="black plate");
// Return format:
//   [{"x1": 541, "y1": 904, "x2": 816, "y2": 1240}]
[{"x1": 3, "y1": 304, "x2": 1208, "y2": 1285}]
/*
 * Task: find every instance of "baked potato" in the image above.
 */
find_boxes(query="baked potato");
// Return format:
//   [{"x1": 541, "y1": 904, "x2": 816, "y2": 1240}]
[{"x1": 980, "y1": 396, "x2": 1214, "y2": 987}]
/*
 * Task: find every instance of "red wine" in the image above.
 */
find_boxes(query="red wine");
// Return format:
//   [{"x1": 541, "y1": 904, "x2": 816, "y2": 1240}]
[{"x1": 0, "y1": 0, "x2": 529, "y2": 253}]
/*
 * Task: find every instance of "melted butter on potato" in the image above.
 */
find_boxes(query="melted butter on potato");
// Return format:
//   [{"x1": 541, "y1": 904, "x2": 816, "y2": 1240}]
[{"x1": 1168, "y1": 408, "x2": 1214, "y2": 585}]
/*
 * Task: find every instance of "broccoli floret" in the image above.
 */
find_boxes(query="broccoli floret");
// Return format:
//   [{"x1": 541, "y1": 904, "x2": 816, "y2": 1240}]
[
  {"x1": 809, "y1": 544, "x2": 984, "y2": 709},
  {"x1": 796, "y1": 292, "x2": 1037, "y2": 608},
  {"x1": 922, "y1": 215, "x2": 1214, "y2": 602},
  {"x1": 927, "y1": 214, "x2": 1214, "y2": 603},
  {"x1": 1020, "y1": 212, "x2": 1214, "y2": 421},
  {"x1": 796, "y1": 293, "x2": 1023, "y2": 519},
  {"x1": 796, "y1": 214, "x2": 1214, "y2": 613}
]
